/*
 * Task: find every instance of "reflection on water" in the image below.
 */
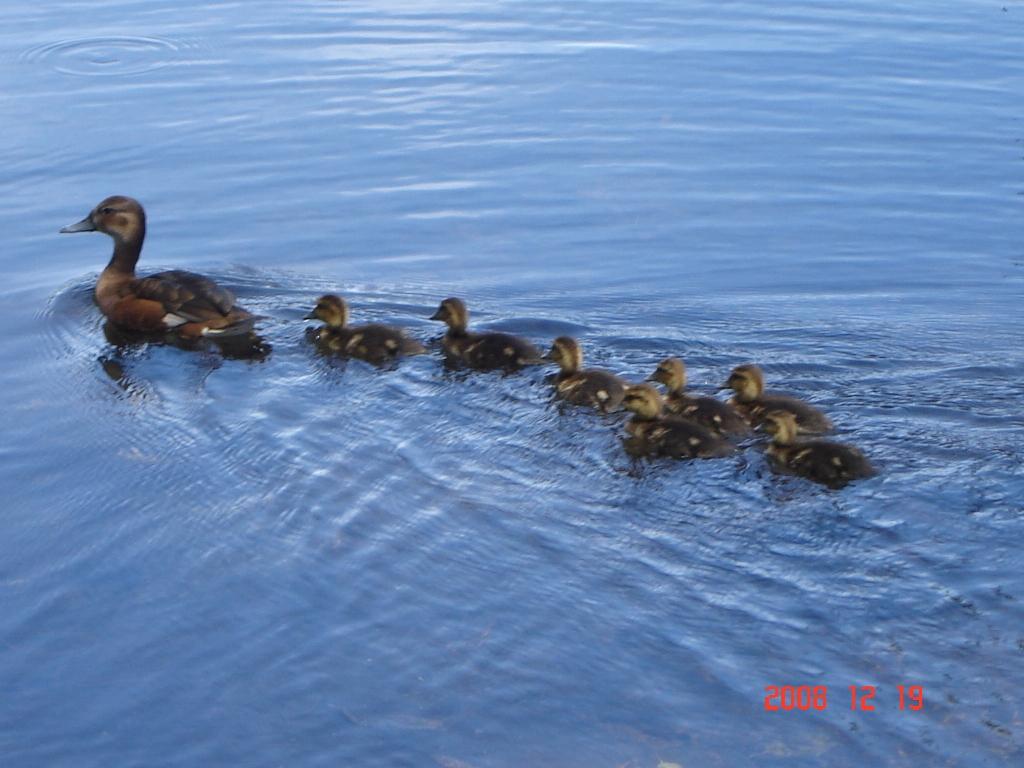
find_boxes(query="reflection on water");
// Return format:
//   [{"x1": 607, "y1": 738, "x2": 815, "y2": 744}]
[
  {"x1": 100, "y1": 319, "x2": 273, "y2": 361},
  {"x1": 1, "y1": 1, "x2": 1023, "y2": 766}
]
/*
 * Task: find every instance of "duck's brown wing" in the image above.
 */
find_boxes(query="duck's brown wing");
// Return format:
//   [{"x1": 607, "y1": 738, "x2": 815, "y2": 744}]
[
  {"x1": 131, "y1": 270, "x2": 253, "y2": 335},
  {"x1": 134, "y1": 270, "x2": 235, "y2": 317}
]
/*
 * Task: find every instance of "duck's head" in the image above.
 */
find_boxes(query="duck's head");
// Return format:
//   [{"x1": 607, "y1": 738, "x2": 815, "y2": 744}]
[
  {"x1": 648, "y1": 357, "x2": 686, "y2": 393},
  {"x1": 762, "y1": 409, "x2": 798, "y2": 445},
  {"x1": 622, "y1": 383, "x2": 664, "y2": 420},
  {"x1": 543, "y1": 336, "x2": 582, "y2": 373},
  {"x1": 60, "y1": 195, "x2": 146, "y2": 244},
  {"x1": 305, "y1": 294, "x2": 349, "y2": 328},
  {"x1": 724, "y1": 363, "x2": 764, "y2": 402},
  {"x1": 430, "y1": 297, "x2": 468, "y2": 332}
]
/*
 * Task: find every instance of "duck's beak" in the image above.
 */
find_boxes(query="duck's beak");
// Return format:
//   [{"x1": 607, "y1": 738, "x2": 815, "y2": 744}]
[
  {"x1": 646, "y1": 373, "x2": 659, "y2": 382},
  {"x1": 429, "y1": 309, "x2": 445, "y2": 321},
  {"x1": 303, "y1": 310, "x2": 319, "y2": 320},
  {"x1": 60, "y1": 215, "x2": 95, "y2": 234}
]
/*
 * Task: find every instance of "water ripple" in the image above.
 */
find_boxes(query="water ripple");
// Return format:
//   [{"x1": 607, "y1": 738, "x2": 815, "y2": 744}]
[{"x1": 20, "y1": 35, "x2": 201, "y2": 77}]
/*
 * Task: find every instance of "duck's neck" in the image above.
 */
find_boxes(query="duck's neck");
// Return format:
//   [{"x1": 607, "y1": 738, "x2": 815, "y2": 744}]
[
  {"x1": 558, "y1": 361, "x2": 578, "y2": 375},
  {"x1": 772, "y1": 430, "x2": 796, "y2": 447},
  {"x1": 104, "y1": 226, "x2": 145, "y2": 276},
  {"x1": 735, "y1": 387, "x2": 757, "y2": 403}
]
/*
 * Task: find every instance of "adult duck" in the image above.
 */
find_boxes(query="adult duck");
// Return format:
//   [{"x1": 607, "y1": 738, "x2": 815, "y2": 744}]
[{"x1": 60, "y1": 196, "x2": 256, "y2": 337}]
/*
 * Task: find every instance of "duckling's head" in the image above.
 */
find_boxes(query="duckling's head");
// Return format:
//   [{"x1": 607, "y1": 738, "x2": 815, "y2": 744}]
[
  {"x1": 725, "y1": 363, "x2": 764, "y2": 402},
  {"x1": 305, "y1": 294, "x2": 349, "y2": 328},
  {"x1": 648, "y1": 357, "x2": 686, "y2": 393},
  {"x1": 543, "y1": 336, "x2": 583, "y2": 373},
  {"x1": 430, "y1": 297, "x2": 468, "y2": 332},
  {"x1": 622, "y1": 383, "x2": 664, "y2": 420},
  {"x1": 762, "y1": 409, "x2": 798, "y2": 445},
  {"x1": 60, "y1": 195, "x2": 146, "y2": 244}
]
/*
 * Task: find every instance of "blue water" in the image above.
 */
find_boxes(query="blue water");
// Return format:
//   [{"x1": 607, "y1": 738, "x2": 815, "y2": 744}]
[{"x1": 1, "y1": 1, "x2": 1022, "y2": 766}]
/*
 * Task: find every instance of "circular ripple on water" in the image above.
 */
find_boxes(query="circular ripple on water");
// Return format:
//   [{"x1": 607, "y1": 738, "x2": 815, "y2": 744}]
[{"x1": 21, "y1": 36, "x2": 196, "y2": 77}]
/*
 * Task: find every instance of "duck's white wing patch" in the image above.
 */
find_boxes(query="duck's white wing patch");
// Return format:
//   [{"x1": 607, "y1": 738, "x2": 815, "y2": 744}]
[{"x1": 162, "y1": 313, "x2": 189, "y2": 328}]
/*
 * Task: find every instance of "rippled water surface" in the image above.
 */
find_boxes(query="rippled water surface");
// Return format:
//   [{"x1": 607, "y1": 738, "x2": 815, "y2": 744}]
[{"x1": 2, "y1": 1, "x2": 1023, "y2": 766}]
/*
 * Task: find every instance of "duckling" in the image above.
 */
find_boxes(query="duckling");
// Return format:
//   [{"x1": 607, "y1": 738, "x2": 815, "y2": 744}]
[
  {"x1": 723, "y1": 364, "x2": 832, "y2": 434},
  {"x1": 543, "y1": 336, "x2": 625, "y2": 412},
  {"x1": 429, "y1": 297, "x2": 541, "y2": 370},
  {"x1": 60, "y1": 196, "x2": 256, "y2": 337},
  {"x1": 305, "y1": 294, "x2": 425, "y2": 365},
  {"x1": 762, "y1": 410, "x2": 874, "y2": 489},
  {"x1": 648, "y1": 357, "x2": 749, "y2": 437},
  {"x1": 621, "y1": 384, "x2": 734, "y2": 459}
]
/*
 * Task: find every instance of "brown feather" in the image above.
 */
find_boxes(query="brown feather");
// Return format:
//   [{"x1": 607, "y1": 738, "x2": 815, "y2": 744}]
[{"x1": 107, "y1": 298, "x2": 171, "y2": 332}]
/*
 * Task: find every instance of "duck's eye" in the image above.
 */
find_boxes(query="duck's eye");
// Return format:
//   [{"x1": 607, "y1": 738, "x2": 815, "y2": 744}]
[{"x1": 100, "y1": 207, "x2": 114, "y2": 215}]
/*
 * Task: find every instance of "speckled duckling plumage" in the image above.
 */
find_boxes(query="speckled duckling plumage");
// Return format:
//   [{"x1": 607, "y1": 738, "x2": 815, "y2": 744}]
[
  {"x1": 430, "y1": 297, "x2": 541, "y2": 370},
  {"x1": 724, "y1": 364, "x2": 832, "y2": 434},
  {"x1": 762, "y1": 410, "x2": 874, "y2": 489},
  {"x1": 306, "y1": 294, "x2": 425, "y2": 365},
  {"x1": 648, "y1": 357, "x2": 749, "y2": 437},
  {"x1": 544, "y1": 336, "x2": 625, "y2": 412},
  {"x1": 60, "y1": 195, "x2": 256, "y2": 337},
  {"x1": 622, "y1": 384, "x2": 734, "y2": 459}
]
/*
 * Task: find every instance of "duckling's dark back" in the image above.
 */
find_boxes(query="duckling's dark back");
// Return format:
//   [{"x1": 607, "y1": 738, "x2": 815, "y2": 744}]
[
  {"x1": 451, "y1": 331, "x2": 540, "y2": 370},
  {"x1": 329, "y1": 323, "x2": 426, "y2": 365},
  {"x1": 774, "y1": 439, "x2": 874, "y2": 489},
  {"x1": 740, "y1": 392, "x2": 832, "y2": 434},
  {"x1": 631, "y1": 415, "x2": 734, "y2": 459},
  {"x1": 666, "y1": 394, "x2": 749, "y2": 437},
  {"x1": 555, "y1": 368, "x2": 625, "y2": 412}
]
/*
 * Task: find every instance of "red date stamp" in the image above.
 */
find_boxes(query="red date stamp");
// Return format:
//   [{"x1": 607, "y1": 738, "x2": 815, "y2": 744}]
[{"x1": 763, "y1": 685, "x2": 924, "y2": 712}]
